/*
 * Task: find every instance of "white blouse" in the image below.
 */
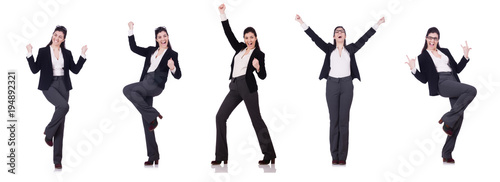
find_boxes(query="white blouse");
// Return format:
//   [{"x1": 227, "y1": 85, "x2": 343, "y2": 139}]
[
  {"x1": 329, "y1": 48, "x2": 351, "y2": 78},
  {"x1": 147, "y1": 49, "x2": 166, "y2": 73},
  {"x1": 427, "y1": 49, "x2": 452, "y2": 73},
  {"x1": 50, "y1": 46, "x2": 64, "y2": 76},
  {"x1": 232, "y1": 48, "x2": 255, "y2": 78}
]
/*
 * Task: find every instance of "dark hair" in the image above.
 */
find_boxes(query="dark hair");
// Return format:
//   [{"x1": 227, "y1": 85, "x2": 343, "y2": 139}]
[
  {"x1": 243, "y1": 27, "x2": 260, "y2": 51},
  {"x1": 421, "y1": 27, "x2": 441, "y2": 54},
  {"x1": 154, "y1": 26, "x2": 172, "y2": 49},
  {"x1": 46, "y1": 25, "x2": 67, "y2": 49},
  {"x1": 333, "y1": 26, "x2": 346, "y2": 48}
]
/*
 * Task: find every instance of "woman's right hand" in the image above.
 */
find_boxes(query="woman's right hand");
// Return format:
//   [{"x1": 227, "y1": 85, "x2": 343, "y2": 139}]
[
  {"x1": 128, "y1": 21, "x2": 134, "y2": 30},
  {"x1": 405, "y1": 55, "x2": 416, "y2": 70},
  {"x1": 218, "y1": 4, "x2": 226, "y2": 14},
  {"x1": 295, "y1": 14, "x2": 304, "y2": 24},
  {"x1": 26, "y1": 44, "x2": 33, "y2": 55}
]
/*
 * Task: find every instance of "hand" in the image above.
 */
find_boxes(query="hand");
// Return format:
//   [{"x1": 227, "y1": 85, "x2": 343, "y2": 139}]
[
  {"x1": 26, "y1": 44, "x2": 33, "y2": 54},
  {"x1": 252, "y1": 58, "x2": 260, "y2": 72},
  {"x1": 128, "y1": 21, "x2": 134, "y2": 30},
  {"x1": 295, "y1": 14, "x2": 304, "y2": 24},
  {"x1": 167, "y1": 58, "x2": 175, "y2": 70},
  {"x1": 461, "y1": 41, "x2": 471, "y2": 59},
  {"x1": 81, "y1": 45, "x2": 88, "y2": 55},
  {"x1": 377, "y1": 17, "x2": 385, "y2": 25},
  {"x1": 218, "y1": 4, "x2": 226, "y2": 14},
  {"x1": 405, "y1": 55, "x2": 416, "y2": 70}
]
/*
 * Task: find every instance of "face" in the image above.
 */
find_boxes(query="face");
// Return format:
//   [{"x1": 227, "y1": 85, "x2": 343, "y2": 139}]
[
  {"x1": 156, "y1": 31, "x2": 169, "y2": 49},
  {"x1": 333, "y1": 27, "x2": 346, "y2": 44},
  {"x1": 51, "y1": 31, "x2": 65, "y2": 47},
  {"x1": 244, "y1": 32, "x2": 257, "y2": 49},
  {"x1": 426, "y1": 32, "x2": 439, "y2": 50}
]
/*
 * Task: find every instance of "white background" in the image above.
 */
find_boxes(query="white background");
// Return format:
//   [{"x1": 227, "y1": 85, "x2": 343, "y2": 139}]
[{"x1": 1, "y1": 0, "x2": 499, "y2": 181}]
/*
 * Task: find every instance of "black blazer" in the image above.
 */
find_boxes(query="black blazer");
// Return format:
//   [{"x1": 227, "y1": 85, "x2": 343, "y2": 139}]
[
  {"x1": 26, "y1": 46, "x2": 86, "y2": 90},
  {"x1": 304, "y1": 27, "x2": 376, "y2": 81},
  {"x1": 128, "y1": 35, "x2": 182, "y2": 89},
  {"x1": 413, "y1": 48, "x2": 469, "y2": 96},
  {"x1": 222, "y1": 20, "x2": 266, "y2": 93}
]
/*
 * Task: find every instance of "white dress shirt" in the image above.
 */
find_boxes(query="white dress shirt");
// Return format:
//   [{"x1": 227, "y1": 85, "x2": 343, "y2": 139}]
[
  {"x1": 148, "y1": 49, "x2": 166, "y2": 73},
  {"x1": 233, "y1": 48, "x2": 255, "y2": 78},
  {"x1": 329, "y1": 47, "x2": 351, "y2": 78},
  {"x1": 427, "y1": 49, "x2": 452, "y2": 72},
  {"x1": 50, "y1": 46, "x2": 64, "y2": 76}
]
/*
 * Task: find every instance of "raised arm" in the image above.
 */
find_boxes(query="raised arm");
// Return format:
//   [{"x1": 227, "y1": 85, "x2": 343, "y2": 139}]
[
  {"x1": 295, "y1": 14, "x2": 329, "y2": 53},
  {"x1": 252, "y1": 52, "x2": 266, "y2": 79},
  {"x1": 128, "y1": 21, "x2": 149, "y2": 57},
  {"x1": 68, "y1": 45, "x2": 87, "y2": 74},
  {"x1": 219, "y1": 4, "x2": 242, "y2": 51},
  {"x1": 406, "y1": 55, "x2": 427, "y2": 83},
  {"x1": 351, "y1": 17, "x2": 385, "y2": 53},
  {"x1": 168, "y1": 52, "x2": 182, "y2": 79},
  {"x1": 456, "y1": 41, "x2": 471, "y2": 73},
  {"x1": 25, "y1": 44, "x2": 42, "y2": 74}
]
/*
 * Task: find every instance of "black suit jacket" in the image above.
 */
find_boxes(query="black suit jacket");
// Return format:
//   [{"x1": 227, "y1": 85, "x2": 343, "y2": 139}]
[
  {"x1": 413, "y1": 48, "x2": 469, "y2": 96},
  {"x1": 222, "y1": 20, "x2": 266, "y2": 93},
  {"x1": 128, "y1": 35, "x2": 182, "y2": 89},
  {"x1": 304, "y1": 27, "x2": 376, "y2": 81},
  {"x1": 26, "y1": 46, "x2": 86, "y2": 90}
]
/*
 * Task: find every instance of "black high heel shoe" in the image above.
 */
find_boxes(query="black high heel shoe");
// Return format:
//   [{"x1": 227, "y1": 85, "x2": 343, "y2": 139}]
[
  {"x1": 148, "y1": 114, "x2": 163, "y2": 131},
  {"x1": 45, "y1": 137, "x2": 53, "y2": 147},
  {"x1": 443, "y1": 124, "x2": 453, "y2": 136},
  {"x1": 258, "y1": 158, "x2": 275, "y2": 165},
  {"x1": 144, "y1": 160, "x2": 159, "y2": 165},
  {"x1": 211, "y1": 160, "x2": 228, "y2": 165}
]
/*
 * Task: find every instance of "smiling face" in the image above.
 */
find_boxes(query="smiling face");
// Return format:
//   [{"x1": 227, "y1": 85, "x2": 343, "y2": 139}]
[
  {"x1": 244, "y1": 32, "x2": 257, "y2": 49},
  {"x1": 156, "y1": 31, "x2": 169, "y2": 49},
  {"x1": 51, "y1": 31, "x2": 65, "y2": 48},
  {"x1": 333, "y1": 27, "x2": 346, "y2": 44},
  {"x1": 426, "y1": 32, "x2": 439, "y2": 50}
]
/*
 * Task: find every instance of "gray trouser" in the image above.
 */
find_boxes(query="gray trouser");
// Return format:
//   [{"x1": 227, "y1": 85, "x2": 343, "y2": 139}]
[
  {"x1": 326, "y1": 76, "x2": 353, "y2": 161},
  {"x1": 123, "y1": 73, "x2": 163, "y2": 161},
  {"x1": 437, "y1": 72, "x2": 476, "y2": 158},
  {"x1": 42, "y1": 76, "x2": 69, "y2": 165},
  {"x1": 215, "y1": 76, "x2": 276, "y2": 161}
]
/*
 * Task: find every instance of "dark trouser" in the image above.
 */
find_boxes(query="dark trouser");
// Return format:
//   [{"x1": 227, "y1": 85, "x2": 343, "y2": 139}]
[
  {"x1": 326, "y1": 76, "x2": 354, "y2": 161},
  {"x1": 215, "y1": 76, "x2": 276, "y2": 161},
  {"x1": 123, "y1": 73, "x2": 163, "y2": 161},
  {"x1": 42, "y1": 76, "x2": 69, "y2": 165},
  {"x1": 437, "y1": 72, "x2": 476, "y2": 159}
]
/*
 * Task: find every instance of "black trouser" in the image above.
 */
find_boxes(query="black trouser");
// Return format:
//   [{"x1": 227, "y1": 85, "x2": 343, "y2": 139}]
[
  {"x1": 42, "y1": 76, "x2": 69, "y2": 165},
  {"x1": 437, "y1": 72, "x2": 476, "y2": 159},
  {"x1": 123, "y1": 73, "x2": 163, "y2": 161},
  {"x1": 215, "y1": 76, "x2": 276, "y2": 161},
  {"x1": 326, "y1": 76, "x2": 354, "y2": 161}
]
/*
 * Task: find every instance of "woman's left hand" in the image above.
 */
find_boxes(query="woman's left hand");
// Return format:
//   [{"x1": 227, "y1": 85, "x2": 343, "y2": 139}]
[
  {"x1": 377, "y1": 17, "x2": 385, "y2": 25},
  {"x1": 167, "y1": 58, "x2": 175, "y2": 70},
  {"x1": 81, "y1": 45, "x2": 88, "y2": 55},
  {"x1": 252, "y1": 58, "x2": 260, "y2": 72},
  {"x1": 461, "y1": 41, "x2": 471, "y2": 59}
]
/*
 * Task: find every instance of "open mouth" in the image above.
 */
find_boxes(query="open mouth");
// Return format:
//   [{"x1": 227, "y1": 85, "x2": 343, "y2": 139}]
[{"x1": 338, "y1": 36, "x2": 342, "y2": 39}]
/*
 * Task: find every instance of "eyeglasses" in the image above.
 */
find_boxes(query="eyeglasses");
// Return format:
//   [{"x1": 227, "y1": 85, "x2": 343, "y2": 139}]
[
  {"x1": 426, "y1": 36, "x2": 439, "y2": 41},
  {"x1": 335, "y1": 30, "x2": 345, "y2": 34}
]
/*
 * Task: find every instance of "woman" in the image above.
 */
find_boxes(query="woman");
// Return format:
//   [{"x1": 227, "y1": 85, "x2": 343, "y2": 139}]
[
  {"x1": 295, "y1": 15, "x2": 385, "y2": 165},
  {"x1": 123, "y1": 22, "x2": 182, "y2": 165},
  {"x1": 25, "y1": 25, "x2": 87, "y2": 169},
  {"x1": 212, "y1": 4, "x2": 276, "y2": 165},
  {"x1": 405, "y1": 27, "x2": 475, "y2": 163}
]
